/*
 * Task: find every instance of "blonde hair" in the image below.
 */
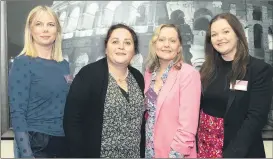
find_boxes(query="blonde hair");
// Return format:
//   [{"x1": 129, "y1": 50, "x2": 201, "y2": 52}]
[
  {"x1": 19, "y1": 5, "x2": 63, "y2": 62},
  {"x1": 145, "y1": 24, "x2": 183, "y2": 72}
]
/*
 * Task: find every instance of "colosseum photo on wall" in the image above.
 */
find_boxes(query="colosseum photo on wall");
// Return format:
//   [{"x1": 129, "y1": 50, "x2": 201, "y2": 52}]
[{"x1": 1, "y1": 0, "x2": 273, "y2": 139}]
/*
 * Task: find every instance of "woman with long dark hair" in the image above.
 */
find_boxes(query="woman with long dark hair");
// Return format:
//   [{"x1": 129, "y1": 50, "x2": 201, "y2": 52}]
[{"x1": 198, "y1": 13, "x2": 273, "y2": 158}]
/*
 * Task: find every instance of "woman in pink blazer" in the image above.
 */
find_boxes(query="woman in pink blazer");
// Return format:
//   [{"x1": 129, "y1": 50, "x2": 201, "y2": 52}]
[{"x1": 144, "y1": 24, "x2": 201, "y2": 158}]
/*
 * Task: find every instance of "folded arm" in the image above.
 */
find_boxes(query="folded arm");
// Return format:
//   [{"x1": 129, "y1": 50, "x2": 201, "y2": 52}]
[{"x1": 170, "y1": 69, "x2": 201, "y2": 157}]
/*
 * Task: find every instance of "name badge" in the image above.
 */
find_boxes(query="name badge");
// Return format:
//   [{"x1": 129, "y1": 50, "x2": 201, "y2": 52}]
[
  {"x1": 64, "y1": 74, "x2": 73, "y2": 84},
  {"x1": 230, "y1": 80, "x2": 248, "y2": 91}
]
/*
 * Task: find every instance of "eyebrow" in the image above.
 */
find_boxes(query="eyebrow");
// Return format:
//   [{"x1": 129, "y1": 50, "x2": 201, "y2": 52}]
[
  {"x1": 158, "y1": 36, "x2": 178, "y2": 39},
  {"x1": 211, "y1": 27, "x2": 231, "y2": 33},
  {"x1": 110, "y1": 38, "x2": 133, "y2": 41},
  {"x1": 35, "y1": 21, "x2": 55, "y2": 24}
]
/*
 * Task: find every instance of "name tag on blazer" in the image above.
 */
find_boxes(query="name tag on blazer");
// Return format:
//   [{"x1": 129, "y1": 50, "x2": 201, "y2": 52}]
[{"x1": 230, "y1": 80, "x2": 248, "y2": 91}]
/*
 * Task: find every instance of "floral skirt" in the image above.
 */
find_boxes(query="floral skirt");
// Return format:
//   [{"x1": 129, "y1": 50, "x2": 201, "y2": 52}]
[{"x1": 197, "y1": 110, "x2": 224, "y2": 158}]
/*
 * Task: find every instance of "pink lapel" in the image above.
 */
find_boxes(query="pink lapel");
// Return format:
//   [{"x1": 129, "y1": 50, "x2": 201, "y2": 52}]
[{"x1": 155, "y1": 68, "x2": 179, "y2": 122}]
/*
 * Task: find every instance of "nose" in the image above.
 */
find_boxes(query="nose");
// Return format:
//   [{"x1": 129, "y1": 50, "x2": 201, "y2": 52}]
[
  {"x1": 118, "y1": 42, "x2": 125, "y2": 49},
  {"x1": 216, "y1": 33, "x2": 224, "y2": 41},
  {"x1": 42, "y1": 25, "x2": 49, "y2": 32},
  {"x1": 163, "y1": 40, "x2": 170, "y2": 47}
]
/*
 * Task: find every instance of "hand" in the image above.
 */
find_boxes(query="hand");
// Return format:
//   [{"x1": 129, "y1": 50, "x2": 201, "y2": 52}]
[{"x1": 169, "y1": 149, "x2": 185, "y2": 158}]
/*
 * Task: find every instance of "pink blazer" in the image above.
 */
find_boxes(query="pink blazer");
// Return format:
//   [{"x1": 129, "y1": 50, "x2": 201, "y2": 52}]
[{"x1": 144, "y1": 63, "x2": 201, "y2": 158}]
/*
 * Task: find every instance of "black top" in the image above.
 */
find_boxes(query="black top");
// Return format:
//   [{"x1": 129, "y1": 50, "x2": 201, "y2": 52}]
[
  {"x1": 119, "y1": 86, "x2": 129, "y2": 102},
  {"x1": 63, "y1": 58, "x2": 145, "y2": 158},
  {"x1": 201, "y1": 57, "x2": 232, "y2": 118}
]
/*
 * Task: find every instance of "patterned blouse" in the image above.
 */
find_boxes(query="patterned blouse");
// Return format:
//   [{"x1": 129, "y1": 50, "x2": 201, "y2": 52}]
[
  {"x1": 145, "y1": 61, "x2": 183, "y2": 158},
  {"x1": 100, "y1": 72, "x2": 144, "y2": 158}
]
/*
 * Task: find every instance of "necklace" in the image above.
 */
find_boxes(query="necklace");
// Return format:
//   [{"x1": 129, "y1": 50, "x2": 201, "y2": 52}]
[{"x1": 110, "y1": 68, "x2": 129, "y2": 83}]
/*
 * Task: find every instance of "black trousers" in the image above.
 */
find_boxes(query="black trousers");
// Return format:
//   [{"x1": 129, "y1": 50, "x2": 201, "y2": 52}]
[{"x1": 29, "y1": 131, "x2": 69, "y2": 158}]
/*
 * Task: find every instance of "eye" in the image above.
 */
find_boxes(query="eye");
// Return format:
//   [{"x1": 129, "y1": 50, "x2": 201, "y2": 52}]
[
  {"x1": 125, "y1": 41, "x2": 131, "y2": 45},
  {"x1": 49, "y1": 23, "x2": 55, "y2": 27},
  {"x1": 211, "y1": 34, "x2": 216, "y2": 37},
  {"x1": 35, "y1": 22, "x2": 42, "y2": 26},
  {"x1": 171, "y1": 40, "x2": 176, "y2": 43},
  {"x1": 224, "y1": 30, "x2": 230, "y2": 34},
  {"x1": 158, "y1": 38, "x2": 164, "y2": 42},
  {"x1": 112, "y1": 40, "x2": 118, "y2": 44}
]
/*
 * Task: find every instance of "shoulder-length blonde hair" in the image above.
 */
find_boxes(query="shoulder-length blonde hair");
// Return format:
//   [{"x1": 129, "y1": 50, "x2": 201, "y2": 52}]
[
  {"x1": 145, "y1": 24, "x2": 183, "y2": 72},
  {"x1": 19, "y1": 5, "x2": 63, "y2": 62}
]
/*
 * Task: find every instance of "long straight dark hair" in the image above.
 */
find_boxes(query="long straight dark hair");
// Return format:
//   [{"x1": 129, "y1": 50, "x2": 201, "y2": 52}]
[{"x1": 200, "y1": 13, "x2": 250, "y2": 90}]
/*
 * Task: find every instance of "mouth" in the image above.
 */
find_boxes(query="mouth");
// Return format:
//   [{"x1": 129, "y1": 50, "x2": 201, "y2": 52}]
[
  {"x1": 40, "y1": 36, "x2": 50, "y2": 39},
  {"x1": 162, "y1": 50, "x2": 171, "y2": 53},
  {"x1": 217, "y1": 42, "x2": 227, "y2": 46},
  {"x1": 115, "y1": 52, "x2": 126, "y2": 56}
]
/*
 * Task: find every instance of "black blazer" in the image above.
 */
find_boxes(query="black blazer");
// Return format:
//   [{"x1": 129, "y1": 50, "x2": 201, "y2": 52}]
[
  {"x1": 222, "y1": 56, "x2": 273, "y2": 158},
  {"x1": 63, "y1": 58, "x2": 145, "y2": 158}
]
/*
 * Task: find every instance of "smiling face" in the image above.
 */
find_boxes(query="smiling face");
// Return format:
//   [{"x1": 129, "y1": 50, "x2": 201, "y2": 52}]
[
  {"x1": 31, "y1": 11, "x2": 57, "y2": 47},
  {"x1": 106, "y1": 28, "x2": 135, "y2": 66},
  {"x1": 210, "y1": 19, "x2": 238, "y2": 58},
  {"x1": 155, "y1": 27, "x2": 181, "y2": 63}
]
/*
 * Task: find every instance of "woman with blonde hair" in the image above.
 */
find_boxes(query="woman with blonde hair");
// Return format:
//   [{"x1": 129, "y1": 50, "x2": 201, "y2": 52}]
[
  {"x1": 8, "y1": 5, "x2": 70, "y2": 158},
  {"x1": 144, "y1": 24, "x2": 201, "y2": 158}
]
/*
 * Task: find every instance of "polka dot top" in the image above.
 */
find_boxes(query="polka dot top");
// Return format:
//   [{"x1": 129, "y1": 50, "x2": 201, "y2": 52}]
[{"x1": 8, "y1": 55, "x2": 70, "y2": 157}]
